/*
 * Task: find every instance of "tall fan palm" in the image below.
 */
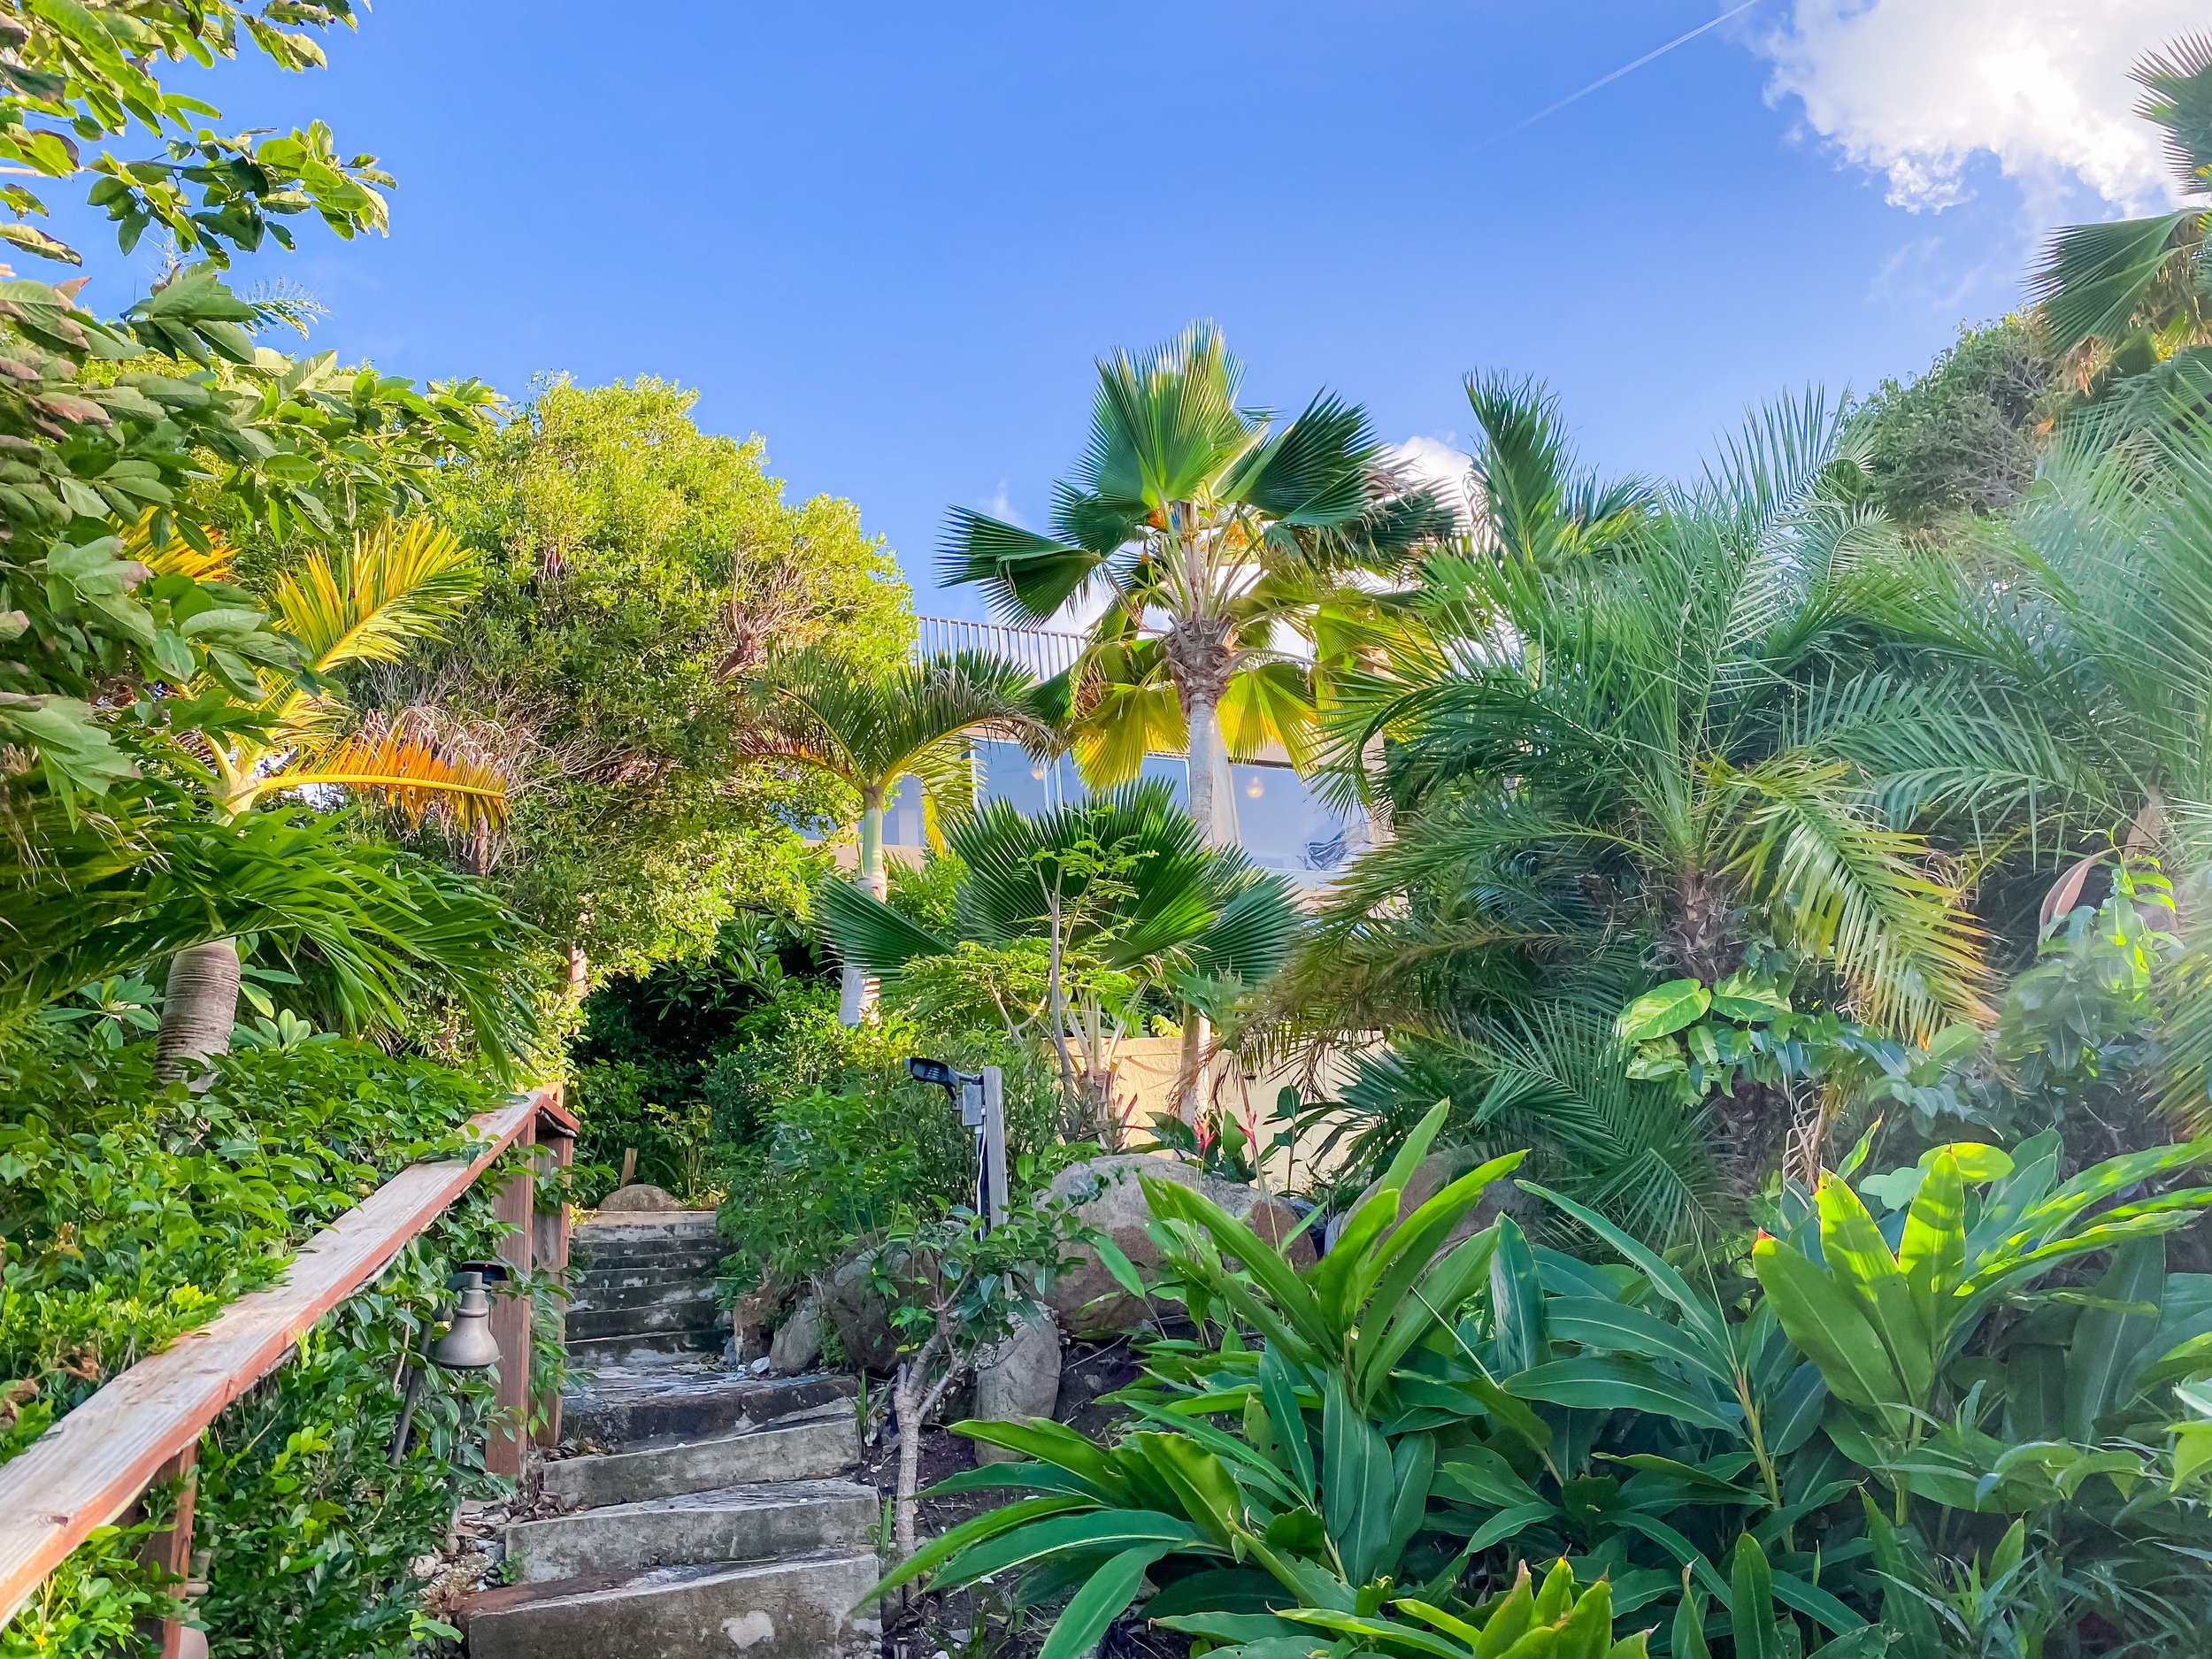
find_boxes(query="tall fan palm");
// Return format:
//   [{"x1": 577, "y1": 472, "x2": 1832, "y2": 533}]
[
  {"x1": 943, "y1": 321, "x2": 1451, "y2": 846},
  {"x1": 2032, "y1": 34, "x2": 2212, "y2": 390},
  {"x1": 1299, "y1": 394, "x2": 1988, "y2": 1179},
  {"x1": 147, "y1": 517, "x2": 513, "y2": 1074},
  {"x1": 816, "y1": 780, "x2": 1301, "y2": 1126},
  {"x1": 738, "y1": 648, "x2": 1046, "y2": 1023}
]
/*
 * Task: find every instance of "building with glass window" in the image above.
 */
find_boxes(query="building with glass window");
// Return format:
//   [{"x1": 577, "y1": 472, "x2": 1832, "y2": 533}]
[{"x1": 900, "y1": 617, "x2": 1372, "y2": 889}]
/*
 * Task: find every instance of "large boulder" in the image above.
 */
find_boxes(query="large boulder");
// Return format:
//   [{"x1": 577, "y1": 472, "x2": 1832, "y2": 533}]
[
  {"x1": 822, "y1": 1248, "x2": 901, "y2": 1372},
  {"x1": 768, "y1": 1294, "x2": 826, "y2": 1376},
  {"x1": 1044, "y1": 1154, "x2": 1316, "y2": 1335},
  {"x1": 597, "y1": 1183, "x2": 681, "y2": 1213},
  {"x1": 972, "y1": 1310, "x2": 1062, "y2": 1462},
  {"x1": 1333, "y1": 1150, "x2": 1517, "y2": 1254}
]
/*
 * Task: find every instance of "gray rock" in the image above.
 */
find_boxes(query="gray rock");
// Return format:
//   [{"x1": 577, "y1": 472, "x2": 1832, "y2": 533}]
[
  {"x1": 972, "y1": 1310, "x2": 1061, "y2": 1463},
  {"x1": 598, "y1": 1183, "x2": 684, "y2": 1213},
  {"x1": 823, "y1": 1249, "x2": 901, "y2": 1373},
  {"x1": 1043, "y1": 1155, "x2": 1317, "y2": 1335},
  {"x1": 769, "y1": 1297, "x2": 825, "y2": 1377},
  {"x1": 1335, "y1": 1150, "x2": 1516, "y2": 1255}
]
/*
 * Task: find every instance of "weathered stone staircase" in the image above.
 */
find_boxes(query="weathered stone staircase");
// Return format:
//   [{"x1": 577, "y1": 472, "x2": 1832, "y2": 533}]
[{"x1": 464, "y1": 1211, "x2": 883, "y2": 1659}]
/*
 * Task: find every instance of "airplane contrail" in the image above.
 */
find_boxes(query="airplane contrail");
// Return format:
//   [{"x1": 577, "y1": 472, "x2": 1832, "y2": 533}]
[{"x1": 1485, "y1": 0, "x2": 1770, "y2": 145}]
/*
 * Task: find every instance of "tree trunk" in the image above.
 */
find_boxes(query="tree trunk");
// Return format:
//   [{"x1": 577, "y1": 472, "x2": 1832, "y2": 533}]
[
  {"x1": 155, "y1": 941, "x2": 242, "y2": 1082},
  {"x1": 1179, "y1": 683, "x2": 1234, "y2": 1119},
  {"x1": 891, "y1": 1359, "x2": 923, "y2": 1559},
  {"x1": 838, "y1": 789, "x2": 887, "y2": 1025},
  {"x1": 1665, "y1": 867, "x2": 1740, "y2": 985}
]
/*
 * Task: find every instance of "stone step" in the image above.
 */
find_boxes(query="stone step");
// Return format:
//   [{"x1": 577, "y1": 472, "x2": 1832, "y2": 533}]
[
  {"x1": 504, "y1": 1479, "x2": 879, "y2": 1585},
  {"x1": 564, "y1": 1369, "x2": 854, "y2": 1450},
  {"x1": 573, "y1": 1214, "x2": 720, "y2": 1249},
  {"x1": 571, "y1": 1236, "x2": 725, "y2": 1272},
  {"x1": 566, "y1": 1327, "x2": 726, "y2": 1365},
  {"x1": 571, "y1": 1261, "x2": 720, "y2": 1297},
  {"x1": 566, "y1": 1296, "x2": 722, "y2": 1344},
  {"x1": 464, "y1": 1549, "x2": 880, "y2": 1659},
  {"x1": 568, "y1": 1279, "x2": 718, "y2": 1317},
  {"x1": 542, "y1": 1413, "x2": 859, "y2": 1510}
]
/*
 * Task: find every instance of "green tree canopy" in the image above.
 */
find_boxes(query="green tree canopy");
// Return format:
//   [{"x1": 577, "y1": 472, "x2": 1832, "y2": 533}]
[{"x1": 391, "y1": 376, "x2": 916, "y2": 984}]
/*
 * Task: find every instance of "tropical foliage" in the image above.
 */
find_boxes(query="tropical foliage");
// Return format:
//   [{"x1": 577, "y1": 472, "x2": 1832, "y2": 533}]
[{"x1": 944, "y1": 321, "x2": 1452, "y2": 846}]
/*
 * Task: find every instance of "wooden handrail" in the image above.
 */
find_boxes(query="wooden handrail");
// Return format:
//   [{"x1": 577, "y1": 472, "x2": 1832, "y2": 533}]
[{"x1": 0, "y1": 1087, "x2": 564, "y2": 1628}]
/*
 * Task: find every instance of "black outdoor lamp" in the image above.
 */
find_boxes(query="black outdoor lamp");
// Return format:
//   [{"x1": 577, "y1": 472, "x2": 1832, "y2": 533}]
[
  {"x1": 907, "y1": 1056, "x2": 999, "y2": 1227},
  {"x1": 390, "y1": 1260, "x2": 508, "y2": 1463}
]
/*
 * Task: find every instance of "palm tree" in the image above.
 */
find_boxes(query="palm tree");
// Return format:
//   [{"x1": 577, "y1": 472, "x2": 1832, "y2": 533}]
[
  {"x1": 1459, "y1": 373, "x2": 1653, "y2": 566},
  {"x1": 814, "y1": 780, "x2": 1301, "y2": 1134},
  {"x1": 147, "y1": 518, "x2": 511, "y2": 1075},
  {"x1": 942, "y1": 321, "x2": 1451, "y2": 848},
  {"x1": 2032, "y1": 35, "x2": 2212, "y2": 393},
  {"x1": 738, "y1": 648, "x2": 1046, "y2": 1023},
  {"x1": 1294, "y1": 392, "x2": 1990, "y2": 1183}
]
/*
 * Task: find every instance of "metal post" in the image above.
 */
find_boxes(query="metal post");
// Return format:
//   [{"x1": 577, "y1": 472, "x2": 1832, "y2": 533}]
[{"x1": 982, "y1": 1065, "x2": 1008, "y2": 1228}]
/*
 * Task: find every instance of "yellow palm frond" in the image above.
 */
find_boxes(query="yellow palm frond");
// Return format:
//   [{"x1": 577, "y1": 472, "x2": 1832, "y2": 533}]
[
  {"x1": 120, "y1": 510, "x2": 236, "y2": 583},
  {"x1": 246, "y1": 725, "x2": 510, "y2": 832},
  {"x1": 271, "y1": 518, "x2": 480, "y2": 673}
]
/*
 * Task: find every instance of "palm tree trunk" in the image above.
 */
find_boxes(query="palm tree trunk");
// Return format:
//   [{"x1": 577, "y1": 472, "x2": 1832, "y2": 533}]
[
  {"x1": 1184, "y1": 687, "x2": 1233, "y2": 849},
  {"x1": 156, "y1": 941, "x2": 242, "y2": 1081},
  {"x1": 838, "y1": 787, "x2": 887, "y2": 1025},
  {"x1": 1179, "y1": 688, "x2": 1232, "y2": 1118}
]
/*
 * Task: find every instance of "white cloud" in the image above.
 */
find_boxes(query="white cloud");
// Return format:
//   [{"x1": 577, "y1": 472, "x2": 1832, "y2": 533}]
[
  {"x1": 980, "y1": 480, "x2": 1022, "y2": 525},
  {"x1": 1393, "y1": 435, "x2": 1479, "y2": 531},
  {"x1": 1756, "y1": 1, "x2": 2199, "y2": 213}
]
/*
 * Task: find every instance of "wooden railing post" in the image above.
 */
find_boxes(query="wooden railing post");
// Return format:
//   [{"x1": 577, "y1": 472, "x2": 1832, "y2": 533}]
[
  {"x1": 483, "y1": 1118, "x2": 536, "y2": 1481},
  {"x1": 135, "y1": 1448, "x2": 205, "y2": 1659},
  {"x1": 529, "y1": 1104, "x2": 575, "y2": 1451}
]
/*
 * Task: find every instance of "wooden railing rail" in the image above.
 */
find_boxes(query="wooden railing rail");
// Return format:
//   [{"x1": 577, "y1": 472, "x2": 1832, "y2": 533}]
[{"x1": 0, "y1": 1085, "x2": 575, "y2": 1634}]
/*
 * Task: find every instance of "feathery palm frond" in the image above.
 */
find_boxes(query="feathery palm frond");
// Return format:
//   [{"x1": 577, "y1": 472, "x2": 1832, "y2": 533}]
[
  {"x1": 245, "y1": 718, "x2": 512, "y2": 833},
  {"x1": 742, "y1": 647, "x2": 1046, "y2": 827},
  {"x1": 1, "y1": 792, "x2": 538, "y2": 1076},
  {"x1": 271, "y1": 518, "x2": 481, "y2": 674},
  {"x1": 122, "y1": 510, "x2": 236, "y2": 584}
]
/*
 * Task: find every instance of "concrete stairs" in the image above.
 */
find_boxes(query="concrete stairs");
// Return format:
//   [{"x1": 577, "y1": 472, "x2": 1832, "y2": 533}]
[{"x1": 463, "y1": 1210, "x2": 882, "y2": 1659}]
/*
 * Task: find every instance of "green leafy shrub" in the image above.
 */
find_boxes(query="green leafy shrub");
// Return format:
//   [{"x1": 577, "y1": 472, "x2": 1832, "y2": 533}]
[
  {"x1": 712, "y1": 995, "x2": 1071, "y2": 1295},
  {"x1": 901, "y1": 1103, "x2": 2212, "y2": 1657},
  {"x1": 0, "y1": 1028, "x2": 541, "y2": 1658},
  {"x1": 567, "y1": 1057, "x2": 713, "y2": 1206},
  {"x1": 0, "y1": 1033, "x2": 490, "y2": 1451}
]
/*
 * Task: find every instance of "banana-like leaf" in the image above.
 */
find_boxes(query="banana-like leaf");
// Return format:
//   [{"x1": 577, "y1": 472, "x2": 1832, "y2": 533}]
[
  {"x1": 1038, "y1": 1544, "x2": 1174, "y2": 1659},
  {"x1": 937, "y1": 1508, "x2": 1205, "y2": 1589},
  {"x1": 1504, "y1": 1356, "x2": 1742, "y2": 1433},
  {"x1": 2063, "y1": 1236, "x2": 2167, "y2": 1440}
]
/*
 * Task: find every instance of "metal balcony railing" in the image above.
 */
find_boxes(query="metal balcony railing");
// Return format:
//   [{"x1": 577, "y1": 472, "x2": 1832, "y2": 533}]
[{"x1": 914, "y1": 615, "x2": 1085, "y2": 681}]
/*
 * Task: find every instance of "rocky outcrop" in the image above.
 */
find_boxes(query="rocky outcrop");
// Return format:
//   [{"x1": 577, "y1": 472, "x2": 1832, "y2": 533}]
[
  {"x1": 971, "y1": 1310, "x2": 1061, "y2": 1462},
  {"x1": 1043, "y1": 1154, "x2": 1316, "y2": 1335}
]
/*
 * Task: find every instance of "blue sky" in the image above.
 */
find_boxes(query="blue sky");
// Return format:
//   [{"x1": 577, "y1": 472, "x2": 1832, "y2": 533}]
[{"x1": 63, "y1": 2, "x2": 2161, "y2": 619}]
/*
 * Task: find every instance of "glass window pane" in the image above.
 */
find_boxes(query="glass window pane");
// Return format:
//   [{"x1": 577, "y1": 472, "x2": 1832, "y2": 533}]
[
  {"x1": 976, "y1": 740, "x2": 1054, "y2": 817},
  {"x1": 1226, "y1": 762, "x2": 1368, "y2": 882},
  {"x1": 885, "y1": 772, "x2": 927, "y2": 847},
  {"x1": 1137, "y1": 753, "x2": 1189, "y2": 810}
]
